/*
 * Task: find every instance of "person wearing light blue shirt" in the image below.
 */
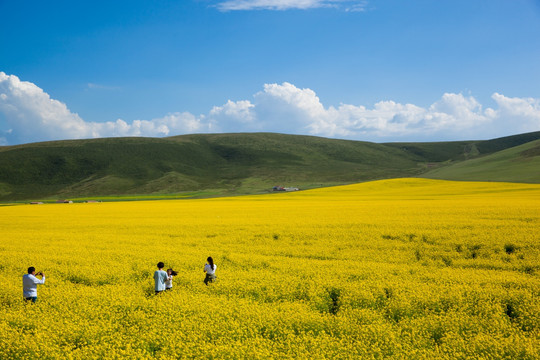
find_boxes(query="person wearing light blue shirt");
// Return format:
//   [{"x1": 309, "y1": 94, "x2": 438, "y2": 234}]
[
  {"x1": 154, "y1": 262, "x2": 168, "y2": 294},
  {"x1": 23, "y1": 266, "x2": 45, "y2": 303}
]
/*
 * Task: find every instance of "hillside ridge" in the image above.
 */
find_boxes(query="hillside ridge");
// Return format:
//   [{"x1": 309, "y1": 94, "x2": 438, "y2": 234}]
[{"x1": 0, "y1": 131, "x2": 539, "y2": 201}]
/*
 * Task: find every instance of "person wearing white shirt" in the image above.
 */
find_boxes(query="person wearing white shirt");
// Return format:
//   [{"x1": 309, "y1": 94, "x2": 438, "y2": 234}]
[
  {"x1": 203, "y1": 257, "x2": 217, "y2": 285},
  {"x1": 23, "y1": 267, "x2": 45, "y2": 303},
  {"x1": 165, "y1": 268, "x2": 178, "y2": 290}
]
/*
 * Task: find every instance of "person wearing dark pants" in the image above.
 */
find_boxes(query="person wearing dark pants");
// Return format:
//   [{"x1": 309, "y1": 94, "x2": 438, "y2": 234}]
[
  {"x1": 154, "y1": 262, "x2": 168, "y2": 295},
  {"x1": 204, "y1": 257, "x2": 217, "y2": 285},
  {"x1": 23, "y1": 267, "x2": 45, "y2": 303}
]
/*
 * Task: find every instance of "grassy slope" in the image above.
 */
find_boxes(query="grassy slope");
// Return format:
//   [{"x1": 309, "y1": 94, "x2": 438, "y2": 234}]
[
  {"x1": 0, "y1": 137, "x2": 222, "y2": 200},
  {"x1": 421, "y1": 139, "x2": 540, "y2": 183},
  {"x1": 0, "y1": 131, "x2": 539, "y2": 201},
  {"x1": 384, "y1": 131, "x2": 540, "y2": 162},
  {"x1": 0, "y1": 133, "x2": 423, "y2": 201},
  {"x1": 176, "y1": 132, "x2": 423, "y2": 183}
]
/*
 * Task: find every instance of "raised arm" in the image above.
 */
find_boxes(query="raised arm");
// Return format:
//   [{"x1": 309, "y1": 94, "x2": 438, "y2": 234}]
[{"x1": 32, "y1": 274, "x2": 45, "y2": 285}]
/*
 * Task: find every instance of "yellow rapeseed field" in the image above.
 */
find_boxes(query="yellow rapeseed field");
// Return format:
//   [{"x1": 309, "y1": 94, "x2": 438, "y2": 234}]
[{"x1": 0, "y1": 178, "x2": 539, "y2": 359}]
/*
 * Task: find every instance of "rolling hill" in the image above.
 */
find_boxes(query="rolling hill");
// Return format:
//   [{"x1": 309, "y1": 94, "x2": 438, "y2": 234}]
[
  {"x1": 421, "y1": 138, "x2": 540, "y2": 183},
  {"x1": 0, "y1": 131, "x2": 539, "y2": 201}
]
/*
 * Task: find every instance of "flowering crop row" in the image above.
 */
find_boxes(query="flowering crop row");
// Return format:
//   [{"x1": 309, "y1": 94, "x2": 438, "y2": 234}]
[{"x1": 0, "y1": 178, "x2": 539, "y2": 359}]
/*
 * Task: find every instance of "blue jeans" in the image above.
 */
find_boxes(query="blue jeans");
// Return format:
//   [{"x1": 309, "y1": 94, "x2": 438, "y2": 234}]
[{"x1": 25, "y1": 297, "x2": 37, "y2": 303}]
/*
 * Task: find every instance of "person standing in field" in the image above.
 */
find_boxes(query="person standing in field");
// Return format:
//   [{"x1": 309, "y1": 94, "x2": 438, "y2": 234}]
[
  {"x1": 23, "y1": 267, "x2": 45, "y2": 303},
  {"x1": 203, "y1": 257, "x2": 216, "y2": 285},
  {"x1": 154, "y1": 262, "x2": 168, "y2": 294},
  {"x1": 165, "y1": 268, "x2": 177, "y2": 291}
]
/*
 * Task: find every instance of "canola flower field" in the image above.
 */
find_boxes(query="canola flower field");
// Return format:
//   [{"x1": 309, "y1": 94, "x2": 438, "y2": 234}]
[{"x1": 0, "y1": 178, "x2": 539, "y2": 359}]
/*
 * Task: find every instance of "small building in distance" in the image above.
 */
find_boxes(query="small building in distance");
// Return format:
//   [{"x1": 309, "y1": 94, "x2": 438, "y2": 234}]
[
  {"x1": 273, "y1": 186, "x2": 299, "y2": 192},
  {"x1": 56, "y1": 199, "x2": 73, "y2": 204}
]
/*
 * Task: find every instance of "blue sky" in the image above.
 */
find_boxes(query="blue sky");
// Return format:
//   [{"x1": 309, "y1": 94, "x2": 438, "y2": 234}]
[{"x1": 1, "y1": 0, "x2": 540, "y2": 145}]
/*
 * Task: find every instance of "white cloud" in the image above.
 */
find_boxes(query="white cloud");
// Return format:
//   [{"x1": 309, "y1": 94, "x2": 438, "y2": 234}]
[
  {"x1": 0, "y1": 72, "x2": 91, "y2": 143},
  {"x1": 489, "y1": 93, "x2": 540, "y2": 133},
  {"x1": 0, "y1": 72, "x2": 213, "y2": 144},
  {"x1": 215, "y1": 0, "x2": 367, "y2": 12},
  {"x1": 242, "y1": 83, "x2": 503, "y2": 141},
  {"x1": 1, "y1": 72, "x2": 539, "y2": 145},
  {"x1": 210, "y1": 100, "x2": 255, "y2": 124}
]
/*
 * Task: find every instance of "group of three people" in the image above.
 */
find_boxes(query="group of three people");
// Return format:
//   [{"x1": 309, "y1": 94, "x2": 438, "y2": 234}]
[
  {"x1": 154, "y1": 256, "x2": 217, "y2": 294},
  {"x1": 22, "y1": 256, "x2": 217, "y2": 302}
]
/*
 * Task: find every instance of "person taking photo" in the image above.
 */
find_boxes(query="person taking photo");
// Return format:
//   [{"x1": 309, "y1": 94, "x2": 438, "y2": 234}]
[{"x1": 23, "y1": 267, "x2": 45, "y2": 303}]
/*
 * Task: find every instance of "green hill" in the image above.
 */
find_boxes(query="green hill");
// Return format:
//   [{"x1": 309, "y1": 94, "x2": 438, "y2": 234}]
[
  {"x1": 0, "y1": 131, "x2": 539, "y2": 201},
  {"x1": 384, "y1": 131, "x2": 540, "y2": 162},
  {"x1": 421, "y1": 139, "x2": 540, "y2": 183}
]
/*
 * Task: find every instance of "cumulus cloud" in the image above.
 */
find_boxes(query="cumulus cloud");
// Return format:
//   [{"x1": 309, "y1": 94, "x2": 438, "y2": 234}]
[
  {"x1": 215, "y1": 0, "x2": 367, "y2": 12},
  {"x1": 244, "y1": 83, "x2": 500, "y2": 141},
  {"x1": 1, "y1": 72, "x2": 539, "y2": 145},
  {"x1": 209, "y1": 84, "x2": 539, "y2": 141},
  {"x1": 210, "y1": 100, "x2": 255, "y2": 124},
  {"x1": 489, "y1": 93, "x2": 540, "y2": 133},
  {"x1": 0, "y1": 72, "x2": 213, "y2": 144},
  {"x1": 0, "y1": 72, "x2": 92, "y2": 144}
]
